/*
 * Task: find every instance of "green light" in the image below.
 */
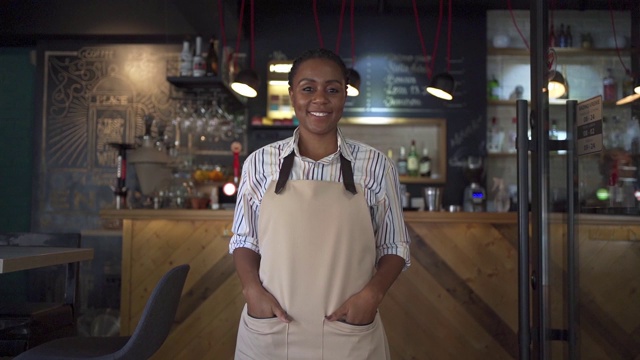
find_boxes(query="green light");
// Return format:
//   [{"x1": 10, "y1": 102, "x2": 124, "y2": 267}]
[{"x1": 596, "y1": 188, "x2": 609, "y2": 201}]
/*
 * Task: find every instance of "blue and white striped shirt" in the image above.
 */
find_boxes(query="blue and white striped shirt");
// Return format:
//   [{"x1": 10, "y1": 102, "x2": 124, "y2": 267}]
[{"x1": 229, "y1": 127, "x2": 411, "y2": 268}]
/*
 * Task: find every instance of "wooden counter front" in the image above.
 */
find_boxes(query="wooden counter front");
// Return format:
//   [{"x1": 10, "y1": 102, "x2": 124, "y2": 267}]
[{"x1": 101, "y1": 209, "x2": 640, "y2": 359}]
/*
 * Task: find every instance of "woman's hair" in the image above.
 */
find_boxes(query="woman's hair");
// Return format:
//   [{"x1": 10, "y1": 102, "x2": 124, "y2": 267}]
[{"x1": 288, "y1": 48, "x2": 349, "y2": 87}]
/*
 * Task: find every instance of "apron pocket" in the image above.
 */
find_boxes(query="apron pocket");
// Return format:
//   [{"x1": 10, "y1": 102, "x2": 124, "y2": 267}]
[
  {"x1": 322, "y1": 315, "x2": 385, "y2": 359},
  {"x1": 236, "y1": 307, "x2": 288, "y2": 359}
]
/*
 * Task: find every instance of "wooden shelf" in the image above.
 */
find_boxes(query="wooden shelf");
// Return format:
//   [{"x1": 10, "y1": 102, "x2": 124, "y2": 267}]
[
  {"x1": 399, "y1": 176, "x2": 445, "y2": 185},
  {"x1": 166, "y1": 76, "x2": 246, "y2": 109},
  {"x1": 487, "y1": 47, "x2": 636, "y2": 57},
  {"x1": 488, "y1": 99, "x2": 622, "y2": 107}
]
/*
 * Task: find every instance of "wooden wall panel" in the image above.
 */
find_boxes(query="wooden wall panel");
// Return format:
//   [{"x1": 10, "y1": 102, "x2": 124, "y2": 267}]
[{"x1": 110, "y1": 210, "x2": 640, "y2": 359}]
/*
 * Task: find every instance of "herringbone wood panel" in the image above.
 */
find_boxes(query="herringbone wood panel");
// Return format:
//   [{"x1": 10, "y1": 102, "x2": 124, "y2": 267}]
[{"x1": 117, "y1": 216, "x2": 640, "y2": 359}]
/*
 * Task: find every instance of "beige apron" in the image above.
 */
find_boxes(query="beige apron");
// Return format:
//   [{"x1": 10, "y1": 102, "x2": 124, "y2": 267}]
[{"x1": 235, "y1": 152, "x2": 390, "y2": 360}]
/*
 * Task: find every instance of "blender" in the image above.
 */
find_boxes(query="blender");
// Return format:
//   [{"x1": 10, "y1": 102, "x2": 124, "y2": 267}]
[{"x1": 462, "y1": 156, "x2": 486, "y2": 212}]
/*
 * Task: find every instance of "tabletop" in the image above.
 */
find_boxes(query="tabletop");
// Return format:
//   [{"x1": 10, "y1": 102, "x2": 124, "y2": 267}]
[{"x1": 0, "y1": 246, "x2": 94, "y2": 274}]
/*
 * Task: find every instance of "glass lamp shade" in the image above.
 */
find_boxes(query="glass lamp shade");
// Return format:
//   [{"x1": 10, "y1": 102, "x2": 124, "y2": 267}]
[
  {"x1": 426, "y1": 72, "x2": 455, "y2": 100},
  {"x1": 548, "y1": 71, "x2": 566, "y2": 99},
  {"x1": 347, "y1": 68, "x2": 361, "y2": 97},
  {"x1": 231, "y1": 69, "x2": 260, "y2": 98}
]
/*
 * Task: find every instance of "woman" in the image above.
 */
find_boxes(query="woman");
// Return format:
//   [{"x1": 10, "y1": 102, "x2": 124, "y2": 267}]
[{"x1": 230, "y1": 48, "x2": 411, "y2": 359}]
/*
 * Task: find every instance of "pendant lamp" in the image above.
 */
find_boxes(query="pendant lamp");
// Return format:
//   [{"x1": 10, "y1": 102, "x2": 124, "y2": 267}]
[
  {"x1": 427, "y1": 72, "x2": 455, "y2": 100},
  {"x1": 548, "y1": 70, "x2": 566, "y2": 99},
  {"x1": 413, "y1": 0, "x2": 455, "y2": 101},
  {"x1": 346, "y1": 0, "x2": 360, "y2": 97},
  {"x1": 231, "y1": 0, "x2": 259, "y2": 98},
  {"x1": 347, "y1": 68, "x2": 361, "y2": 96}
]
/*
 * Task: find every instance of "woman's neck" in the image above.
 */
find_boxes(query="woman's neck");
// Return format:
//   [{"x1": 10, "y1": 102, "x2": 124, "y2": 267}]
[{"x1": 298, "y1": 132, "x2": 339, "y2": 161}]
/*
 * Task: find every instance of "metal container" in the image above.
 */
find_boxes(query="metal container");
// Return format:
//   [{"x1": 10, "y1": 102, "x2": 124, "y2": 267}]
[{"x1": 423, "y1": 187, "x2": 443, "y2": 212}]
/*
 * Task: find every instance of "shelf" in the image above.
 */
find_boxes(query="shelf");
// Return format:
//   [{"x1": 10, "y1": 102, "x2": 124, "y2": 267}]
[
  {"x1": 487, "y1": 47, "x2": 636, "y2": 57},
  {"x1": 488, "y1": 99, "x2": 623, "y2": 107},
  {"x1": 166, "y1": 76, "x2": 246, "y2": 110},
  {"x1": 399, "y1": 176, "x2": 445, "y2": 185}
]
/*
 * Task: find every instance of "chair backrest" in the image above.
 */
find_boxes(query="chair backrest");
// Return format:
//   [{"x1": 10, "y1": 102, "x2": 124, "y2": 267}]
[{"x1": 115, "y1": 264, "x2": 190, "y2": 360}]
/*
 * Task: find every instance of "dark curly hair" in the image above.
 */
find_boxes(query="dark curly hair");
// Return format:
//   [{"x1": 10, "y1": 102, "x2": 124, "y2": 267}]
[{"x1": 287, "y1": 48, "x2": 349, "y2": 87}]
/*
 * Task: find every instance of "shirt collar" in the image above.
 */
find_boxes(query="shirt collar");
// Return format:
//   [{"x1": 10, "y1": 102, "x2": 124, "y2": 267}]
[{"x1": 280, "y1": 127, "x2": 354, "y2": 163}]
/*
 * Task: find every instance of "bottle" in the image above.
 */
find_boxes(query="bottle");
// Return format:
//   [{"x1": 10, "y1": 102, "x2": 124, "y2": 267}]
[
  {"x1": 407, "y1": 140, "x2": 419, "y2": 177},
  {"x1": 397, "y1": 146, "x2": 408, "y2": 176},
  {"x1": 488, "y1": 75, "x2": 500, "y2": 100},
  {"x1": 205, "y1": 36, "x2": 219, "y2": 77},
  {"x1": 549, "y1": 23, "x2": 556, "y2": 47},
  {"x1": 506, "y1": 117, "x2": 517, "y2": 153},
  {"x1": 492, "y1": 178, "x2": 510, "y2": 212},
  {"x1": 179, "y1": 40, "x2": 193, "y2": 76},
  {"x1": 487, "y1": 117, "x2": 505, "y2": 153},
  {"x1": 419, "y1": 147, "x2": 432, "y2": 177},
  {"x1": 192, "y1": 36, "x2": 206, "y2": 77},
  {"x1": 549, "y1": 119, "x2": 559, "y2": 140},
  {"x1": 603, "y1": 68, "x2": 617, "y2": 102},
  {"x1": 566, "y1": 25, "x2": 573, "y2": 47},
  {"x1": 557, "y1": 24, "x2": 567, "y2": 48}
]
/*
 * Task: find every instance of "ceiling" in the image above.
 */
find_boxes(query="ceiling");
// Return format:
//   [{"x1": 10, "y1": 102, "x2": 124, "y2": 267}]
[{"x1": 0, "y1": 0, "x2": 626, "y2": 46}]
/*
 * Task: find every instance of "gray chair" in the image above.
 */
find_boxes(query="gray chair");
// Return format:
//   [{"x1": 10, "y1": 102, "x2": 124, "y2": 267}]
[{"x1": 14, "y1": 264, "x2": 190, "y2": 360}]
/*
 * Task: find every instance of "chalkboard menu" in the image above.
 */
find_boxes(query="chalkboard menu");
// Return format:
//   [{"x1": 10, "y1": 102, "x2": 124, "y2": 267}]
[{"x1": 343, "y1": 52, "x2": 471, "y2": 118}]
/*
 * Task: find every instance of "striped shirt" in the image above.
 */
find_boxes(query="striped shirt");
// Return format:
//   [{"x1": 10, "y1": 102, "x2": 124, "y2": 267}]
[{"x1": 229, "y1": 127, "x2": 411, "y2": 268}]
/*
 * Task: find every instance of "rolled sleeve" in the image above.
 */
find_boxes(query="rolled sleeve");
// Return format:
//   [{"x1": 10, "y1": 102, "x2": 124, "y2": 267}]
[{"x1": 372, "y1": 165, "x2": 411, "y2": 270}]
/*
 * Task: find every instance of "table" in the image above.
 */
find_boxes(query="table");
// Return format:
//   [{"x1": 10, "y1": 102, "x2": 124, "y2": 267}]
[{"x1": 0, "y1": 247, "x2": 94, "y2": 274}]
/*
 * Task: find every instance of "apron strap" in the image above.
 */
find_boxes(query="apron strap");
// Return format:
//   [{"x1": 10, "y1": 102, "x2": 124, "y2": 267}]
[
  {"x1": 274, "y1": 151, "x2": 358, "y2": 195},
  {"x1": 275, "y1": 152, "x2": 295, "y2": 194},
  {"x1": 340, "y1": 153, "x2": 358, "y2": 195}
]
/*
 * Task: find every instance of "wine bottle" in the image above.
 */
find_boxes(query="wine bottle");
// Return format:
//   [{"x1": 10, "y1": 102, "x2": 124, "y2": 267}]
[
  {"x1": 192, "y1": 36, "x2": 206, "y2": 77},
  {"x1": 206, "y1": 36, "x2": 219, "y2": 77},
  {"x1": 419, "y1": 147, "x2": 432, "y2": 177},
  {"x1": 397, "y1": 146, "x2": 408, "y2": 176},
  {"x1": 179, "y1": 40, "x2": 193, "y2": 77},
  {"x1": 407, "y1": 140, "x2": 419, "y2": 177}
]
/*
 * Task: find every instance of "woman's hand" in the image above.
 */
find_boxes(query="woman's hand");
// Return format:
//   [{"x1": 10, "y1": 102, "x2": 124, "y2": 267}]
[
  {"x1": 244, "y1": 284, "x2": 291, "y2": 323},
  {"x1": 325, "y1": 286, "x2": 380, "y2": 325}
]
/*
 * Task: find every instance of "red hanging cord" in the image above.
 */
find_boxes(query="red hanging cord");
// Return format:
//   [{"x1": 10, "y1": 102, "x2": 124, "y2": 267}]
[
  {"x1": 446, "y1": 0, "x2": 452, "y2": 72},
  {"x1": 609, "y1": 0, "x2": 630, "y2": 75},
  {"x1": 313, "y1": 0, "x2": 324, "y2": 48},
  {"x1": 335, "y1": 0, "x2": 347, "y2": 54},
  {"x1": 250, "y1": 0, "x2": 255, "y2": 69},
  {"x1": 429, "y1": 0, "x2": 444, "y2": 76},
  {"x1": 507, "y1": 0, "x2": 530, "y2": 50},
  {"x1": 412, "y1": 0, "x2": 431, "y2": 79},
  {"x1": 350, "y1": 0, "x2": 356, "y2": 65},
  {"x1": 217, "y1": 0, "x2": 227, "y2": 50},
  {"x1": 234, "y1": 0, "x2": 246, "y2": 59}
]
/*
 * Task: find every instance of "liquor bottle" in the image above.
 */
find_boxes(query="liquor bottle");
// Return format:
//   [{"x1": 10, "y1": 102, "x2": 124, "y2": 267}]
[
  {"x1": 397, "y1": 146, "x2": 408, "y2": 176},
  {"x1": 566, "y1": 25, "x2": 573, "y2": 47},
  {"x1": 549, "y1": 23, "x2": 556, "y2": 47},
  {"x1": 419, "y1": 147, "x2": 432, "y2": 177},
  {"x1": 487, "y1": 75, "x2": 500, "y2": 100},
  {"x1": 603, "y1": 68, "x2": 617, "y2": 102},
  {"x1": 407, "y1": 140, "x2": 419, "y2": 177},
  {"x1": 179, "y1": 40, "x2": 193, "y2": 76},
  {"x1": 557, "y1": 24, "x2": 567, "y2": 48},
  {"x1": 192, "y1": 36, "x2": 206, "y2": 77},
  {"x1": 205, "y1": 36, "x2": 219, "y2": 77}
]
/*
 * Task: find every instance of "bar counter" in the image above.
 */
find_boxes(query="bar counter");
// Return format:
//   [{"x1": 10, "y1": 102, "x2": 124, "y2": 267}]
[{"x1": 100, "y1": 209, "x2": 640, "y2": 359}]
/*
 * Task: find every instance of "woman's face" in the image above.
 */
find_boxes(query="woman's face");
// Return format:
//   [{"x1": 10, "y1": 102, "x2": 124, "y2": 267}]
[{"x1": 288, "y1": 58, "x2": 347, "y2": 138}]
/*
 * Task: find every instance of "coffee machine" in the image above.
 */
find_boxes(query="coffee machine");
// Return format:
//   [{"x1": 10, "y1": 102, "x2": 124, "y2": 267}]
[{"x1": 462, "y1": 156, "x2": 486, "y2": 212}]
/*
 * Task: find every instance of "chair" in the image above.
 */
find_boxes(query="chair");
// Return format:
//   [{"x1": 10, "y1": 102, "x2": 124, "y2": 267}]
[
  {"x1": 13, "y1": 264, "x2": 190, "y2": 360},
  {"x1": 0, "y1": 232, "x2": 82, "y2": 356}
]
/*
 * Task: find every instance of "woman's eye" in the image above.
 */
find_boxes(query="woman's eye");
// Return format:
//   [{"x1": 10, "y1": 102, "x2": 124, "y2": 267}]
[{"x1": 301, "y1": 86, "x2": 314, "y2": 92}]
